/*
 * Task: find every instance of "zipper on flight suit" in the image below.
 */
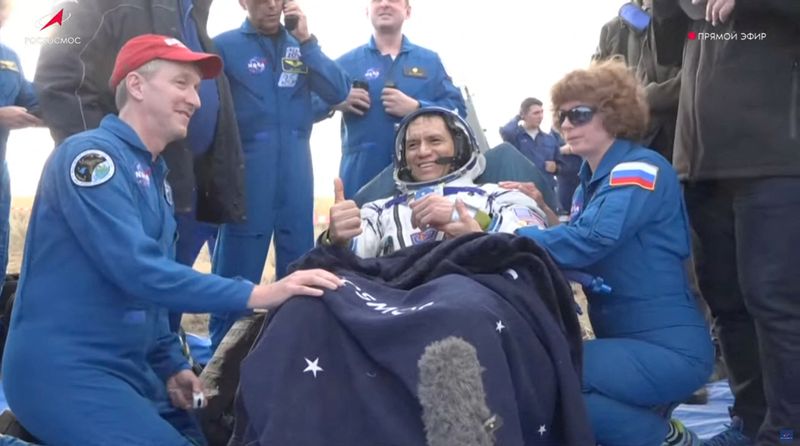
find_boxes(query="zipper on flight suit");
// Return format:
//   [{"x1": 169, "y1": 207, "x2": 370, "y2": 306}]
[
  {"x1": 791, "y1": 58, "x2": 799, "y2": 140},
  {"x1": 393, "y1": 205, "x2": 406, "y2": 249}
]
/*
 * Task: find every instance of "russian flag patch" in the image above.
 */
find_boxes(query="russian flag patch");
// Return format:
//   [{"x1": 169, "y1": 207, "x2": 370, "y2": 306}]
[{"x1": 609, "y1": 162, "x2": 659, "y2": 191}]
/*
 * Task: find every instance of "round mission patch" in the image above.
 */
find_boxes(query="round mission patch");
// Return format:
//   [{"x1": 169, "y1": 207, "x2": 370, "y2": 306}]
[
  {"x1": 70, "y1": 149, "x2": 115, "y2": 187},
  {"x1": 164, "y1": 179, "x2": 174, "y2": 206}
]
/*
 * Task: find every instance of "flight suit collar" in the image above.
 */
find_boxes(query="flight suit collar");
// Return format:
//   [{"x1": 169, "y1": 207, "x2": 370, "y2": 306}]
[
  {"x1": 240, "y1": 18, "x2": 286, "y2": 36},
  {"x1": 579, "y1": 138, "x2": 636, "y2": 186},
  {"x1": 367, "y1": 34, "x2": 413, "y2": 54},
  {"x1": 241, "y1": 18, "x2": 258, "y2": 34},
  {"x1": 99, "y1": 115, "x2": 168, "y2": 171}
]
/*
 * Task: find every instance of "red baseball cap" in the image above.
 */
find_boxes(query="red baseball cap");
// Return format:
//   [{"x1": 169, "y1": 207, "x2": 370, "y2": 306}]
[{"x1": 109, "y1": 34, "x2": 222, "y2": 89}]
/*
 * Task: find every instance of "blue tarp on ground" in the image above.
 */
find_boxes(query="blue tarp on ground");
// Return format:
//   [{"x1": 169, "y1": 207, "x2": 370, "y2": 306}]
[{"x1": 674, "y1": 380, "x2": 734, "y2": 439}]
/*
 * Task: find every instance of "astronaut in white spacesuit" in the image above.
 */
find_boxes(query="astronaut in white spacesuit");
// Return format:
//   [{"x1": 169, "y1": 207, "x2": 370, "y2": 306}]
[{"x1": 325, "y1": 107, "x2": 548, "y2": 258}]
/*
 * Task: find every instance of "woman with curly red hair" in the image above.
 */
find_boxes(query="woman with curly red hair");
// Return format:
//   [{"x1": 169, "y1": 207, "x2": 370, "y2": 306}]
[{"x1": 512, "y1": 60, "x2": 714, "y2": 446}]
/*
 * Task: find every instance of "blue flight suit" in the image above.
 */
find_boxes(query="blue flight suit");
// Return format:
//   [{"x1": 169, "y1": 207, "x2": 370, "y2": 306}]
[
  {"x1": 211, "y1": 21, "x2": 348, "y2": 350},
  {"x1": 0, "y1": 43, "x2": 38, "y2": 296},
  {"x1": 517, "y1": 140, "x2": 714, "y2": 446},
  {"x1": 1, "y1": 116, "x2": 254, "y2": 446},
  {"x1": 313, "y1": 36, "x2": 466, "y2": 198},
  {"x1": 556, "y1": 152, "x2": 582, "y2": 214},
  {"x1": 498, "y1": 118, "x2": 561, "y2": 195}
]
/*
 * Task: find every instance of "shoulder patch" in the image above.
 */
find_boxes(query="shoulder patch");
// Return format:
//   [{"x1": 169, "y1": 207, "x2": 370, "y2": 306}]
[
  {"x1": 70, "y1": 149, "x2": 115, "y2": 187},
  {"x1": 410, "y1": 228, "x2": 438, "y2": 245},
  {"x1": 0, "y1": 60, "x2": 19, "y2": 72},
  {"x1": 609, "y1": 161, "x2": 658, "y2": 191},
  {"x1": 164, "y1": 179, "x2": 174, "y2": 206},
  {"x1": 513, "y1": 207, "x2": 545, "y2": 228}
]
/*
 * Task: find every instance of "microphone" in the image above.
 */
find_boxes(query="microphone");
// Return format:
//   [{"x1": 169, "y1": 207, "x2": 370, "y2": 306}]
[
  {"x1": 418, "y1": 337, "x2": 500, "y2": 446},
  {"x1": 434, "y1": 156, "x2": 456, "y2": 165}
]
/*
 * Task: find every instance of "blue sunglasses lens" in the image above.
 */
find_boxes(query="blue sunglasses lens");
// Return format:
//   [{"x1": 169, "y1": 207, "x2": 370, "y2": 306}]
[{"x1": 558, "y1": 106, "x2": 595, "y2": 126}]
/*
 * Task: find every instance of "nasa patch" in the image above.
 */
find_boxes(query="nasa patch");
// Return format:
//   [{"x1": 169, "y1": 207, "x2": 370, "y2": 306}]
[
  {"x1": 364, "y1": 67, "x2": 381, "y2": 80},
  {"x1": 134, "y1": 163, "x2": 151, "y2": 188},
  {"x1": 70, "y1": 149, "x2": 115, "y2": 187},
  {"x1": 247, "y1": 57, "x2": 267, "y2": 74}
]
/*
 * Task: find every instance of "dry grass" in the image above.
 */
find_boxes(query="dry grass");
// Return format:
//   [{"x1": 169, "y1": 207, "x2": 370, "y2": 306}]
[{"x1": 8, "y1": 196, "x2": 593, "y2": 339}]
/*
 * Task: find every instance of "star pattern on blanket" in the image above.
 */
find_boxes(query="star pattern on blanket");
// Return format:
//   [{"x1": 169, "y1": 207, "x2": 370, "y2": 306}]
[
  {"x1": 496, "y1": 320, "x2": 505, "y2": 333},
  {"x1": 303, "y1": 357, "x2": 324, "y2": 378},
  {"x1": 538, "y1": 424, "x2": 547, "y2": 436}
]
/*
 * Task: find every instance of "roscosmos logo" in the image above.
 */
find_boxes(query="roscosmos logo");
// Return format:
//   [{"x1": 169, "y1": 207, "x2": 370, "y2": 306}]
[
  {"x1": 39, "y1": 9, "x2": 66, "y2": 31},
  {"x1": 26, "y1": 1, "x2": 80, "y2": 46}
]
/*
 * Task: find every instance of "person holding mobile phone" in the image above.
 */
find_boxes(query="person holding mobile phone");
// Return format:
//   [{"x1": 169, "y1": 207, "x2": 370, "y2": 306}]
[
  {"x1": 311, "y1": 0, "x2": 467, "y2": 200},
  {"x1": 211, "y1": 0, "x2": 348, "y2": 352}
]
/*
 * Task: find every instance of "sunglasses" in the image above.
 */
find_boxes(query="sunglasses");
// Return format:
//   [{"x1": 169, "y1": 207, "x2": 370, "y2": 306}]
[{"x1": 557, "y1": 106, "x2": 596, "y2": 127}]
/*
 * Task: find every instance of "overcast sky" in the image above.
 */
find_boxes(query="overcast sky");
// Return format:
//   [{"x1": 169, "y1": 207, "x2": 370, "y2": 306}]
[{"x1": 2, "y1": 0, "x2": 621, "y2": 198}]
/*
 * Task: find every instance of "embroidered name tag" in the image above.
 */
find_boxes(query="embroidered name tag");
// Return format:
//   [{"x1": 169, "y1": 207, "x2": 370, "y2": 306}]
[{"x1": 403, "y1": 66, "x2": 427, "y2": 78}]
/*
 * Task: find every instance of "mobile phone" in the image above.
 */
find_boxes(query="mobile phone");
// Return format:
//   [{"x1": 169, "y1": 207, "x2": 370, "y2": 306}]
[
  {"x1": 352, "y1": 80, "x2": 369, "y2": 92},
  {"x1": 284, "y1": 0, "x2": 299, "y2": 31}
]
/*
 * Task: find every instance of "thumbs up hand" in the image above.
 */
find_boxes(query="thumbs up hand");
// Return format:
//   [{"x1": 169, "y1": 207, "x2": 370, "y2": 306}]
[
  {"x1": 333, "y1": 177, "x2": 346, "y2": 204},
  {"x1": 329, "y1": 178, "x2": 363, "y2": 246}
]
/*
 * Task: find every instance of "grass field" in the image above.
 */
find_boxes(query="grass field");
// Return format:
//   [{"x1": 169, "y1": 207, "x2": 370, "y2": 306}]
[{"x1": 7, "y1": 195, "x2": 592, "y2": 339}]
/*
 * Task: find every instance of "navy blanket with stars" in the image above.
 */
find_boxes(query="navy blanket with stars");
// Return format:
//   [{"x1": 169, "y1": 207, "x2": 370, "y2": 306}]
[{"x1": 231, "y1": 233, "x2": 594, "y2": 446}]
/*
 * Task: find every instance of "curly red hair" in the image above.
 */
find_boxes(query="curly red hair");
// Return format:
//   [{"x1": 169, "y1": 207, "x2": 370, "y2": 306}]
[{"x1": 551, "y1": 59, "x2": 649, "y2": 140}]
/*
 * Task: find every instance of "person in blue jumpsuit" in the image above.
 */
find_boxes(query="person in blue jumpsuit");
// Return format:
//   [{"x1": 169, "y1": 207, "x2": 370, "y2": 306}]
[
  {"x1": 211, "y1": 0, "x2": 348, "y2": 351},
  {"x1": 1, "y1": 34, "x2": 341, "y2": 446},
  {"x1": 513, "y1": 60, "x2": 713, "y2": 446},
  {"x1": 312, "y1": 0, "x2": 466, "y2": 199},
  {"x1": 499, "y1": 97, "x2": 562, "y2": 198},
  {"x1": 0, "y1": 0, "x2": 43, "y2": 298}
]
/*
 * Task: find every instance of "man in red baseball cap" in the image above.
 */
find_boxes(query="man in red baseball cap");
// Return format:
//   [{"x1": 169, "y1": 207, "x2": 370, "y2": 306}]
[
  {"x1": 1, "y1": 32, "x2": 342, "y2": 446},
  {"x1": 109, "y1": 33, "x2": 222, "y2": 90},
  {"x1": 108, "y1": 33, "x2": 221, "y2": 160}
]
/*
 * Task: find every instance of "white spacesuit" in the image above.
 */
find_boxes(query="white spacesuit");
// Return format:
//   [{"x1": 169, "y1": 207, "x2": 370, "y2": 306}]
[{"x1": 350, "y1": 107, "x2": 548, "y2": 258}]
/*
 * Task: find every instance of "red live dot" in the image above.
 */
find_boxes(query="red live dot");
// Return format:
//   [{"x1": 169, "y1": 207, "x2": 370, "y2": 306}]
[{"x1": 688, "y1": 31, "x2": 697, "y2": 40}]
